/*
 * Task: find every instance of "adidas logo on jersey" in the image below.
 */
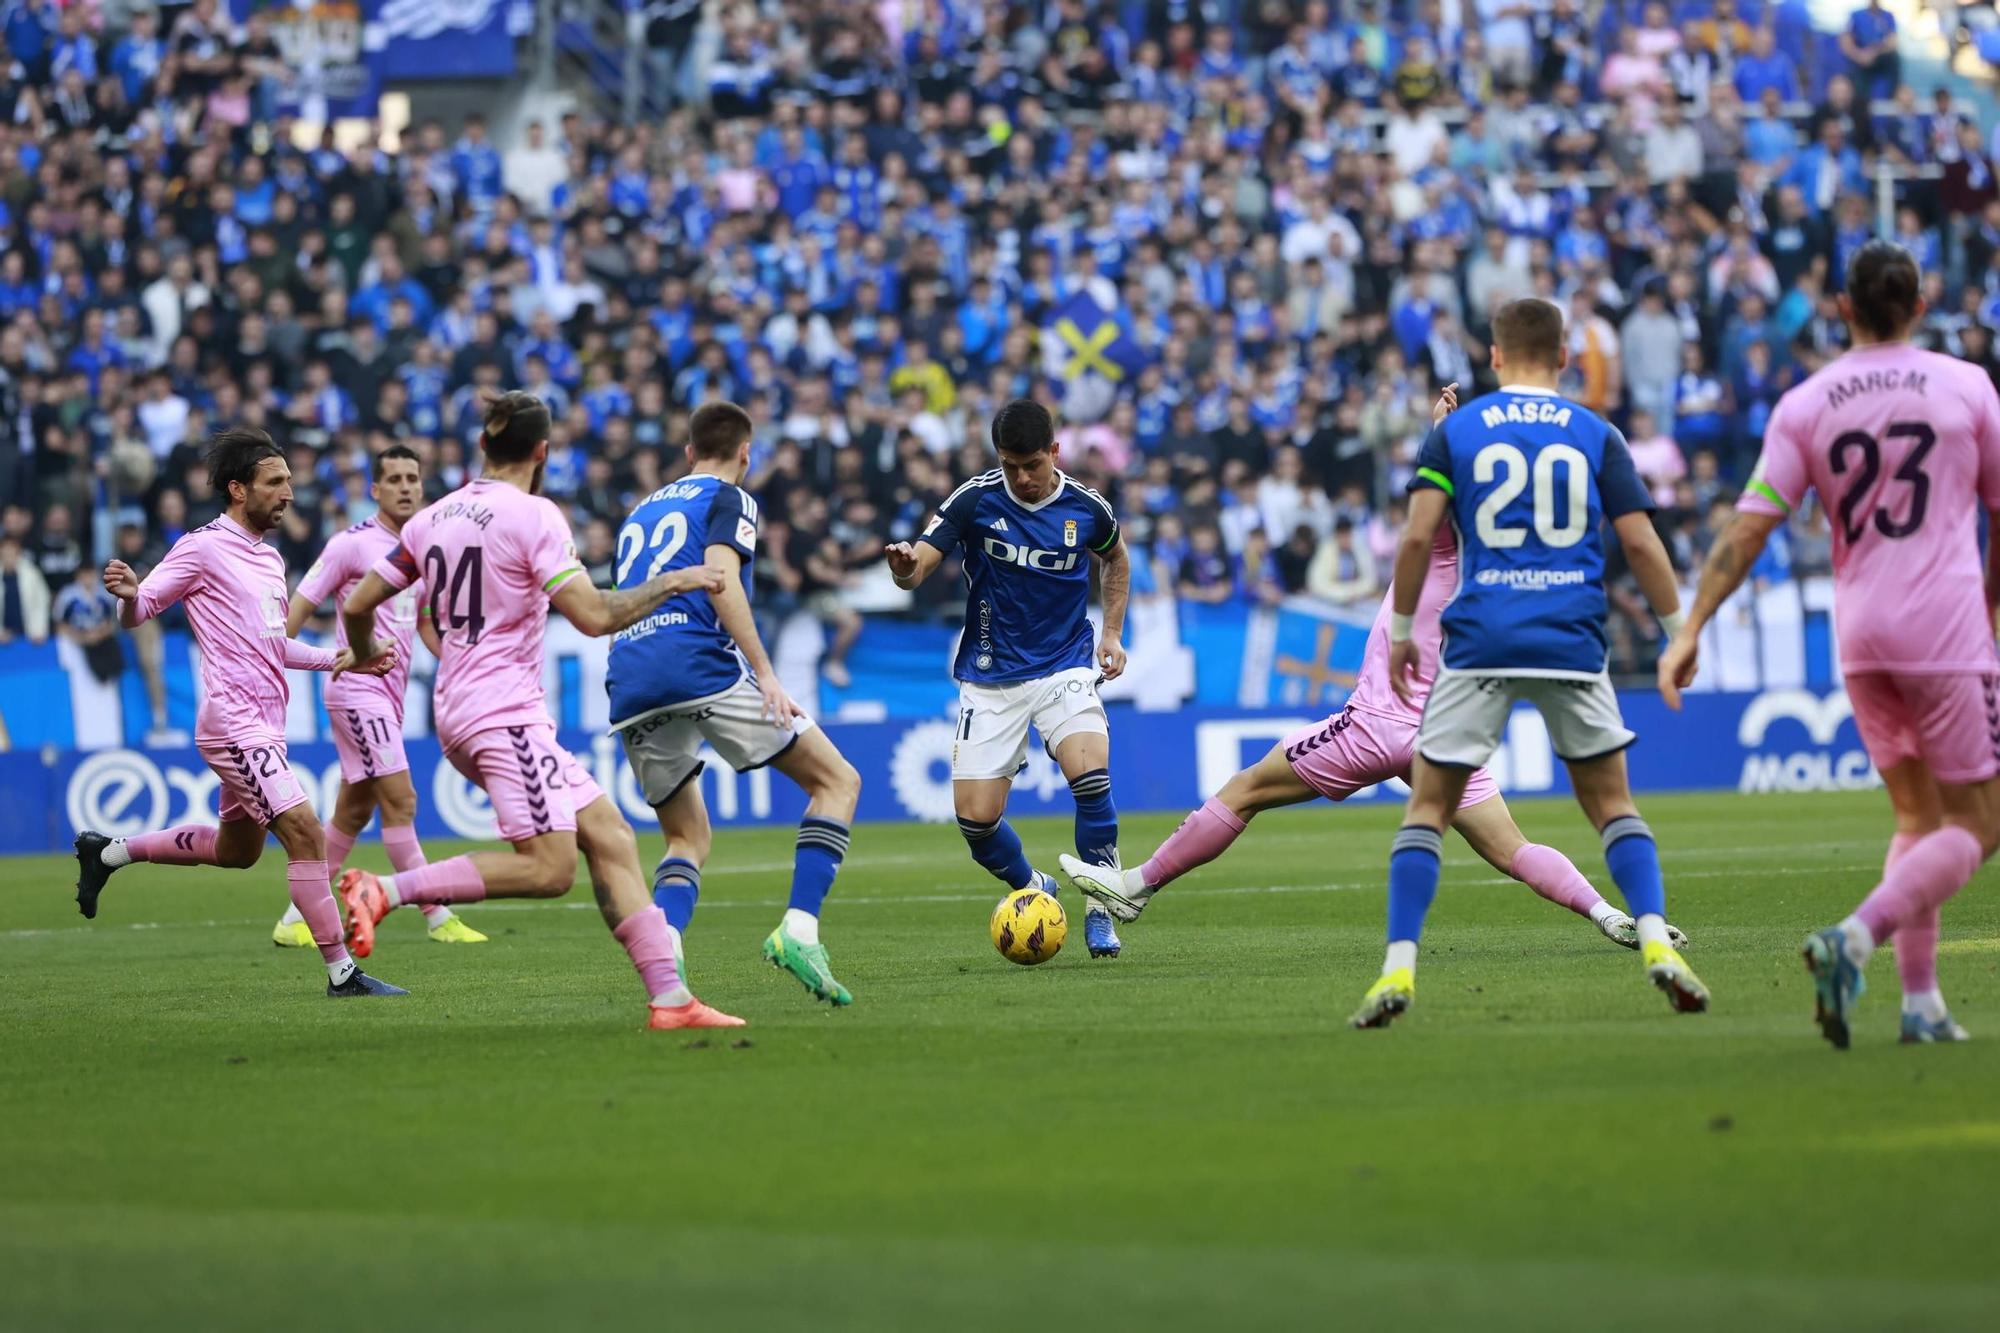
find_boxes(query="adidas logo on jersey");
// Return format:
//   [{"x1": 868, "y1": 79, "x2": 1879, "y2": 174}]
[
  {"x1": 991, "y1": 518, "x2": 1009, "y2": 532},
  {"x1": 983, "y1": 537, "x2": 1081, "y2": 571}
]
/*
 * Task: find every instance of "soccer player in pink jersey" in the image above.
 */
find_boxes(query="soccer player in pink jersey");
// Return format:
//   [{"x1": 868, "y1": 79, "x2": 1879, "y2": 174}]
[
  {"x1": 272, "y1": 444, "x2": 486, "y2": 951},
  {"x1": 72, "y1": 428, "x2": 408, "y2": 998},
  {"x1": 336, "y1": 392, "x2": 744, "y2": 1031},
  {"x1": 1064, "y1": 386, "x2": 1684, "y2": 953},
  {"x1": 1662, "y1": 241, "x2": 2000, "y2": 1048}
]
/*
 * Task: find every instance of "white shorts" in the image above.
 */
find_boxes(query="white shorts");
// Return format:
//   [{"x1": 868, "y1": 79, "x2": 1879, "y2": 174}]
[
  {"x1": 618, "y1": 676, "x2": 815, "y2": 806},
  {"x1": 1418, "y1": 668, "x2": 1635, "y2": 769},
  {"x1": 952, "y1": 666, "x2": 1108, "y2": 781}
]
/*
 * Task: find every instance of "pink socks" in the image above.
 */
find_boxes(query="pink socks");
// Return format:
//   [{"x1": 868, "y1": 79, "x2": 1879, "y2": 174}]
[
  {"x1": 1509, "y1": 843, "x2": 1605, "y2": 917},
  {"x1": 613, "y1": 906, "x2": 686, "y2": 1004},
  {"x1": 1141, "y1": 798, "x2": 1248, "y2": 890},
  {"x1": 1883, "y1": 831, "x2": 1938, "y2": 995},
  {"x1": 287, "y1": 859, "x2": 351, "y2": 969},
  {"x1": 323, "y1": 824, "x2": 357, "y2": 880},
  {"x1": 1854, "y1": 826, "x2": 1983, "y2": 945},
  {"x1": 386, "y1": 856, "x2": 488, "y2": 906},
  {"x1": 382, "y1": 825, "x2": 428, "y2": 872},
  {"x1": 125, "y1": 825, "x2": 219, "y2": 866}
]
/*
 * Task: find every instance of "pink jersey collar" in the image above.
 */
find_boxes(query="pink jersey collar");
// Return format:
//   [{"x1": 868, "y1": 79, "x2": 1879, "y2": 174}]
[{"x1": 215, "y1": 512, "x2": 265, "y2": 545}]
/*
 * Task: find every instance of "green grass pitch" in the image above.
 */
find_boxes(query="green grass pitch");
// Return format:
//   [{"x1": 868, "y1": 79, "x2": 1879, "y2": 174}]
[{"x1": 3, "y1": 789, "x2": 1998, "y2": 1331}]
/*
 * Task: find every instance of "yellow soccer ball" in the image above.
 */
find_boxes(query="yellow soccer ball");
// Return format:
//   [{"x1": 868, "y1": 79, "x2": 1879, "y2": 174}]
[{"x1": 990, "y1": 887, "x2": 1067, "y2": 965}]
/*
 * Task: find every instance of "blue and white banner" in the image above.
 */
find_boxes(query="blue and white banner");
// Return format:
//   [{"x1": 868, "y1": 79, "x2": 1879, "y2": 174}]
[
  {"x1": 365, "y1": 0, "x2": 526, "y2": 82},
  {"x1": 0, "y1": 690, "x2": 1879, "y2": 855}
]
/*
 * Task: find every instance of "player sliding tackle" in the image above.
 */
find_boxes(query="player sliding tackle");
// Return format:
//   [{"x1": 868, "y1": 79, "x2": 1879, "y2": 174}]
[
  {"x1": 73, "y1": 428, "x2": 406, "y2": 997},
  {"x1": 608, "y1": 402, "x2": 865, "y2": 1006},
  {"x1": 885, "y1": 399, "x2": 1132, "y2": 958},
  {"x1": 273, "y1": 444, "x2": 485, "y2": 951},
  {"x1": 1355, "y1": 297, "x2": 1708, "y2": 1028},
  {"x1": 1661, "y1": 241, "x2": 2000, "y2": 1048},
  {"x1": 1063, "y1": 384, "x2": 1685, "y2": 958},
  {"x1": 337, "y1": 392, "x2": 744, "y2": 1031}
]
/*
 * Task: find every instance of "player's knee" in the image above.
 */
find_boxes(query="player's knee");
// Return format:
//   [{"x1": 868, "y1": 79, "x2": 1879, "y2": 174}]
[
  {"x1": 217, "y1": 842, "x2": 262, "y2": 870},
  {"x1": 817, "y1": 754, "x2": 862, "y2": 806}
]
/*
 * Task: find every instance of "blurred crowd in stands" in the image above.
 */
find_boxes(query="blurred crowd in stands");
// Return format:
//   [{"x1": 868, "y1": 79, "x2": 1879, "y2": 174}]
[{"x1": 0, "y1": 0, "x2": 1988, "y2": 694}]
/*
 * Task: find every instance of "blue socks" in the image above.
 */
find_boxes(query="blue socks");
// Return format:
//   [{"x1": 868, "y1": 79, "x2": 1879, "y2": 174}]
[
  {"x1": 653, "y1": 856, "x2": 700, "y2": 931},
  {"x1": 1387, "y1": 825, "x2": 1444, "y2": 944},
  {"x1": 959, "y1": 815, "x2": 1035, "y2": 890},
  {"x1": 790, "y1": 817, "x2": 851, "y2": 916},
  {"x1": 1601, "y1": 815, "x2": 1666, "y2": 921},
  {"x1": 1069, "y1": 767, "x2": 1119, "y2": 866}
]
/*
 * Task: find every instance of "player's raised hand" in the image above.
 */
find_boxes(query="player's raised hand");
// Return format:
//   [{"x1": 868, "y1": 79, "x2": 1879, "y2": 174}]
[
  {"x1": 1098, "y1": 637, "x2": 1127, "y2": 682},
  {"x1": 1657, "y1": 632, "x2": 1699, "y2": 711},
  {"x1": 1430, "y1": 382, "x2": 1459, "y2": 426},
  {"x1": 760, "y1": 675, "x2": 804, "y2": 727},
  {"x1": 884, "y1": 541, "x2": 919, "y2": 582},
  {"x1": 1388, "y1": 638, "x2": 1422, "y2": 706},
  {"x1": 103, "y1": 559, "x2": 139, "y2": 601}
]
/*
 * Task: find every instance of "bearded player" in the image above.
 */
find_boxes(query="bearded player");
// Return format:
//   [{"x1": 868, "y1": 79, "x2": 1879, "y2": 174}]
[
  {"x1": 337, "y1": 392, "x2": 741, "y2": 1031},
  {"x1": 73, "y1": 428, "x2": 406, "y2": 997},
  {"x1": 1663, "y1": 240, "x2": 2000, "y2": 1048},
  {"x1": 1064, "y1": 385, "x2": 1685, "y2": 954},
  {"x1": 272, "y1": 444, "x2": 485, "y2": 950}
]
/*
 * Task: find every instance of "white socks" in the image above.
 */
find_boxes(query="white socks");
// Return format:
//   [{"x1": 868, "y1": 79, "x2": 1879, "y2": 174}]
[
  {"x1": 279, "y1": 903, "x2": 305, "y2": 927},
  {"x1": 1383, "y1": 939, "x2": 1417, "y2": 975},
  {"x1": 1635, "y1": 914, "x2": 1671, "y2": 949},
  {"x1": 1839, "y1": 916, "x2": 1877, "y2": 967},
  {"x1": 783, "y1": 908, "x2": 820, "y2": 945},
  {"x1": 328, "y1": 958, "x2": 356, "y2": 986},
  {"x1": 422, "y1": 906, "x2": 453, "y2": 928},
  {"x1": 1902, "y1": 988, "x2": 1948, "y2": 1022},
  {"x1": 651, "y1": 982, "x2": 693, "y2": 1007},
  {"x1": 102, "y1": 838, "x2": 133, "y2": 868},
  {"x1": 377, "y1": 875, "x2": 403, "y2": 907},
  {"x1": 1587, "y1": 901, "x2": 1620, "y2": 927}
]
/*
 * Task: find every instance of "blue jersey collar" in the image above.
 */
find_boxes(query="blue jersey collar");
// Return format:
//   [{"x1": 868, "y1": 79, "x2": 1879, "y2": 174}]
[{"x1": 1003, "y1": 470, "x2": 1068, "y2": 512}]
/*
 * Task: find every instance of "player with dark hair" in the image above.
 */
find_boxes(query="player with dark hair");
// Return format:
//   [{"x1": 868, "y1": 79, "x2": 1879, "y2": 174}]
[
  {"x1": 1663, "y1": 241, "x2": 2000, "y2": 1047},
  {"x1": 337, "y1": 392, "x2": 745, "y2": 1030},
  {"x1": 1353, "y1": 298, "x2": 1708, "y2": 1028},
  {"x1": 609, "y1": 401, "x2": 865, "y2": 1005},
  {"x1": 74, "y1": 427, "x2": 408, "y2": 997},
  {"x1": 272, "y1": 444, "x2": 485, "y2": 950},
  {"x1": 885, "y1": 398, "x2": 1134, "y2": 958}
]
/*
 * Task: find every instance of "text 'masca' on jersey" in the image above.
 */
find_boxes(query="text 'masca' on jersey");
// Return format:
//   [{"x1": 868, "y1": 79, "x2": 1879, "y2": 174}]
[
  {"x1": 606, "y1": 473, "x2": 759, "y2": 726},
  {"x1": 919, "y1": 469, "x2": 1119, "y2": 684},
  {"x1": 1411, "y1": 387, "x2": 1651, "y2": 678}
]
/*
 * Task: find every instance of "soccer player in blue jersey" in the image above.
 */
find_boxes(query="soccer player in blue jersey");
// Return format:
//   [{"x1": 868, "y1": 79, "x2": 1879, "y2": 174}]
[
  {"x1": 608, "y1": 401, "x2": 864, "y2": 1005},
  {"x1": 1351, "y1": 298, "x2": 1710, "y2": 1028},
  {"x1": 884, "y1": 399, "x2": 1133, "y2": 958}
]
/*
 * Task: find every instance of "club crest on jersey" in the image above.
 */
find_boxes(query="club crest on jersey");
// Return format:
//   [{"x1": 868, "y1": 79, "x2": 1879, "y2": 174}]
[
  {"x1": 982, "y1": 537, "x2": 1080, "y2": 571},
  {"x1": 1063, "y1": 520, "x2": 1077, "y2": 547}
]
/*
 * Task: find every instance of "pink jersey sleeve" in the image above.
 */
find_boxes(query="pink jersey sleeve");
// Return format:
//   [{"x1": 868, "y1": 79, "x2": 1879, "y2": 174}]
[
  {"x1": 295, "y1": 534, "x2": 350, "y2": 607},
  {"x1": 282, "y1": 638, "x2": 339, "y2": 671},
  {"x1": 1972, "y1": 369, "x2": 2000, "y2": 513},
  {"x1": 372, "y1": 519, "x2": 424, "y2": 593},
  {"x1": 131, "y1": 532, "x2": 204, "y2": 623},
  {"x1": 525, "y1": 499, "x2": 584, "y2": 595},
  {"x1": 1739, "y1": 391, "x2": 1809, "y2": 518}
]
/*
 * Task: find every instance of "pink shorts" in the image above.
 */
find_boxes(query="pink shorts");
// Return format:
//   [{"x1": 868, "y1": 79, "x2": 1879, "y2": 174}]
[
  {"x1": 1283, "y1": 707, "x2": 1501, "y2": 808},
  {"x1": 200, "y1": 738, "x2": 311, "y2": 827},
  {"x1": 449, "y1": 723, "x2": 607, "y2": 843},
  {"x1": 1846, "y1": 671, "x2": 2000, "y2": 785},
  {"x1": 331, "y1": 706, "x2": 410, "y2": 782}
]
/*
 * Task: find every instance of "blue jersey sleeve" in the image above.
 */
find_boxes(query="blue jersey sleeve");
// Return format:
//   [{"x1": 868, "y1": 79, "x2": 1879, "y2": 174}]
[
  {"x1": 705, "y1": 484, "x2": 758, "y2": 560},
  {"x1": 1079, "y1": 486, "x2": 1121, "y2": 553},
  {"x1": 1597, "y1": 426, "x2": 1653, "y2": 517},
  {"x1": 919, "y1": 483, "x2": 978, "y2": 556},
  {"x1": 1410, "y1": 423, "x2": 1454, "y2": 495}
]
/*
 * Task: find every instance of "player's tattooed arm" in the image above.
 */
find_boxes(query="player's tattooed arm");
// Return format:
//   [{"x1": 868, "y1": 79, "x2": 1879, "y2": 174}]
[
  {"x1": 552, "y1": 564, "x2": 728, "y2": 637},
  {"x1": 1093, "y1": 537, "x2": 1130, "y2": 682},
  {"x1": 1656, "y1": 509, "x2": 1783, "y2": 708}
]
